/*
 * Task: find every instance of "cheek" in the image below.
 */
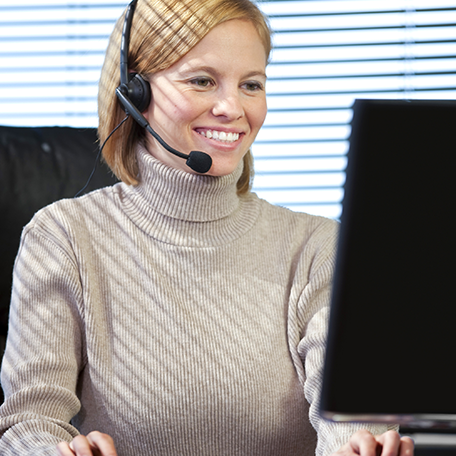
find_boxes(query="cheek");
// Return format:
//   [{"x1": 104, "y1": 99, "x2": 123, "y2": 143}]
[
  {"x1": 167, "y1": 98, "x2": 204, "y2": 128},
  {"x1": 151, "y1": 88, "x2": 197, "y2": 126},
  {"x1": 248, "y1": 99, "x2": 267, "y2": 131}
]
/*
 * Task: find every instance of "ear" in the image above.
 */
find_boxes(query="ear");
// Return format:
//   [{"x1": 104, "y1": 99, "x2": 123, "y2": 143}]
[
  {"x1": 127, "y1": 73, "x2": 152, "y2": 113},
  {"x1": 142, "y1": 105, "x2": 150, "y2": 120},
  {"x1": 141, "y1": 85, "x2": 153, "y2": 120}
]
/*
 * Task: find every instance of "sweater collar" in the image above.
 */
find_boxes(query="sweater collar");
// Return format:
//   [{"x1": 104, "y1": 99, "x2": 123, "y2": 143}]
[
  {"x1": 117, "y1": 145, "x2": 259, "y2": 246},
  {"x1": 135, "y1": 145, "x2": 242, "y2": 222}
]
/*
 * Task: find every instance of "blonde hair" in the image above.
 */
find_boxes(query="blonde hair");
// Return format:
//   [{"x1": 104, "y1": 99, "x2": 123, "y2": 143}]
[{"x1": 98, "y1": 0, "x2": 272, "y2": 193}]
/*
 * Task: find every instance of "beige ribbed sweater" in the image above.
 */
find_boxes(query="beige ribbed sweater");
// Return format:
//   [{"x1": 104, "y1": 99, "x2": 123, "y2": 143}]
[{"x1": 0, "y1": 146, "x2": 391, "y2": 455}]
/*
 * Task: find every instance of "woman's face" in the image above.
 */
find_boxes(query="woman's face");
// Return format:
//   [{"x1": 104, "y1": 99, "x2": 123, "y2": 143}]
[{"x1": 143, "y1": 19, "x2": 268, "y2": 176}]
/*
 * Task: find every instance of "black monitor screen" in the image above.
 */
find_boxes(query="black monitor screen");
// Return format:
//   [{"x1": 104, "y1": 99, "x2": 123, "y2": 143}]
[{"x1": 320, "y1": 99, "x2": 456, "y2": 429}]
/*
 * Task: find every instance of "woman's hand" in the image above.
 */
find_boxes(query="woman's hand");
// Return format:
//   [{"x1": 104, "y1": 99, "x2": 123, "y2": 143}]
[
  {"x1": 333, "y1": 429, "x2": 414, "y2": 456},
  {"x1": 56, "y1": 431, "x2": 118, "y2": 456}
]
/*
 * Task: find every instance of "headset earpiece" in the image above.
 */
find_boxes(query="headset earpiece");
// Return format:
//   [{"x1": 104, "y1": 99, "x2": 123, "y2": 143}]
[
  {"x1": 116, "y1": 0, "x2": 151, "y2": 114},
  {"x1": 118, "y1": 73, "x2": 151, "y2": 113}
]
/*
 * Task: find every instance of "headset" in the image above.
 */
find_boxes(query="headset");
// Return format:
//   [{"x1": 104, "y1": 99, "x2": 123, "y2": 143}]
[{"x1": 115, "y1": 0, "x2": 212, "y2": 174}]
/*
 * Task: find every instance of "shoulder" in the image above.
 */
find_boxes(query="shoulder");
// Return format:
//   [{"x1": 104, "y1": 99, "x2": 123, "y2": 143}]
[
  {"x1": 252, "y1": 194, "x2": 339, "y2": 246},
  {"x1": 248, "y1": 196, "x2": 339, "y2": 280},
  {"x1": 21, "y1": 184, "x2": 120, "y2": 250}
]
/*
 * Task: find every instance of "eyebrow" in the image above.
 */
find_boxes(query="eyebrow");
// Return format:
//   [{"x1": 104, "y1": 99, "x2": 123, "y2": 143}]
[{"x1": 178, "y1": 65, "x2": 267, "y2": 80}]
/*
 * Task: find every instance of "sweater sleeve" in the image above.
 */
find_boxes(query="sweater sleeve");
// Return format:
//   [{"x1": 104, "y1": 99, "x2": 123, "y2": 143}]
[
  {"x1": 288, "y1": 219, "x2": 397, "y2": 456},
  {"x1": 299, "y1": 306, "x2": 397, "y2": 456},
  {"x1": 0, "y1": 217, "x2": 84, "y2": 455}
]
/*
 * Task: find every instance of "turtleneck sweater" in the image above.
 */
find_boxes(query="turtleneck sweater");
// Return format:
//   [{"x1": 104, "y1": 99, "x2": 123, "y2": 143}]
[{"x1": 0, "y1": 146, "x2": 393, "y2": 455}]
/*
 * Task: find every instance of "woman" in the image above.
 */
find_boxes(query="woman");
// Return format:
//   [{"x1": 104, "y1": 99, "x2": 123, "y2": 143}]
[{"x1": 0, "y1": 0, "x2": 413, "y2": 455}]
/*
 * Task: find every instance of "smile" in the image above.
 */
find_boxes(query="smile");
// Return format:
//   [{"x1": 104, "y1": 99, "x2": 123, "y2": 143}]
[{"x1": 196, "y1": 129, "x2": 240, "y2": 143}]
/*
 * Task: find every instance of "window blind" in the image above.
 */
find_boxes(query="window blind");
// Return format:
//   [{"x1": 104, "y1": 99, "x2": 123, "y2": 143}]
[
  {"x1": 257, "y1": 0, "x2": 456, "y2": 218},
  {"x1": 0, "y1": 1, "x2": 126, "y2": 127},
  {"x1": 1, "y1": 0, "x2": 455, "y2": 218}
]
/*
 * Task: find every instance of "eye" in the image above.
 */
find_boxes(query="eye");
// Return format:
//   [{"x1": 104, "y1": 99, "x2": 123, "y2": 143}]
[
  {"x1": 190, "y1": 77, "x2": 214, "y2": 88},
  {"x1": 242, "y1": 81, "x2": 264, "y2": 92}
]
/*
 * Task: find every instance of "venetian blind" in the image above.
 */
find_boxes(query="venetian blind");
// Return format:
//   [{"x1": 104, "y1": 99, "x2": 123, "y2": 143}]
[{"x1": 1, "y1": 0, "x2": 455, "y2": 218}]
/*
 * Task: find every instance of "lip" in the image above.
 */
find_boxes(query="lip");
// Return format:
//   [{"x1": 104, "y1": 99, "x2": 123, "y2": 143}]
[{"x1": 193, "y1": 128, "x2": 245, "y2": 150}]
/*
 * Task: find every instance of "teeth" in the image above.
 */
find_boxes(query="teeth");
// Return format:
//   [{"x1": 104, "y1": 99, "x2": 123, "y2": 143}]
[{"x1": 198, "y1": 130, "x2": 240, "y2": 143}]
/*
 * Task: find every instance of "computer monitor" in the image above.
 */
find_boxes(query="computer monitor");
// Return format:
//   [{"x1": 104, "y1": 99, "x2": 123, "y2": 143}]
[{"x1": 319, "y1": 98, "x2": 456, "y2": 430}]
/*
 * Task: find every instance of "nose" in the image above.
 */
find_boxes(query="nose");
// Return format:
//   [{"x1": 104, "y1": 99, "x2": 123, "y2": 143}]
[{"x1": 211, "y1": 88, "x2": 244, "y2": 120}]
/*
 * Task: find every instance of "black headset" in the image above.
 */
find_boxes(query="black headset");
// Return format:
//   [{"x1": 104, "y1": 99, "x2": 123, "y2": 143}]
[
  {"x1": 115, "y1": 0, "x2": 212, "y2": 174},
  {"x1": 116, "y1": 0, "x2": 151, "y2": 113}
]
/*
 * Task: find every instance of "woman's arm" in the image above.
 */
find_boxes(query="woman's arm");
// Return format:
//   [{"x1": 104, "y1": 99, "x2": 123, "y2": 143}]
[
  {"x1": 290, "y1": 220, "x2": 412, "y2": 456},
  {"x1": 0, "y1": 217, "x2": 85, "y2": 454}
]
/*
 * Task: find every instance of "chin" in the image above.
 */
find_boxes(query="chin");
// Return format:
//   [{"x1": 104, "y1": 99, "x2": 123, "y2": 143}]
[
  {"x1": 205, "y1": 160, "x2": 240, "y2": 177},
  {"x1": 204, "y1": 151, "x2": 247, "y2": 177}
]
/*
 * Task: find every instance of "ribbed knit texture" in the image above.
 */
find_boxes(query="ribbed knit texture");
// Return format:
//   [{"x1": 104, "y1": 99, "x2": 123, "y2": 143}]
[{"x1": 0, "y1": 145, "x2": 392, "y2": 455}]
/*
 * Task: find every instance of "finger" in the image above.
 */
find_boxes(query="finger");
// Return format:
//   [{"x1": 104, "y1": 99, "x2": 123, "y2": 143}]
[
  {"x1": 86, "y1": 431, "x2": 118, "y2": 456},
  {"x1": 375, "y1": 430, "x2": 401, "y2": 456},
  {"x1": 349, "y1": 429, "x2": 379, "y2": 456},
  {"x1": 69, "y1": 435, "x2": 96, "y2": 456},
  {"x1": 399, "y1": 436, "x2": 415, "y2": 456},
  {"x1": 56, "y1": 441, "x2": 76, "y2": 456}
]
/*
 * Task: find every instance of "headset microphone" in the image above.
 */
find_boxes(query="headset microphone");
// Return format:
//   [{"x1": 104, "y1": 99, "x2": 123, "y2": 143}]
[
  {"x1": 115, "y1": 0, "x2": 212, "y2": 174},
  {"x1": 116, "y1": 89, "x2": 212, "y2": 174}
]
